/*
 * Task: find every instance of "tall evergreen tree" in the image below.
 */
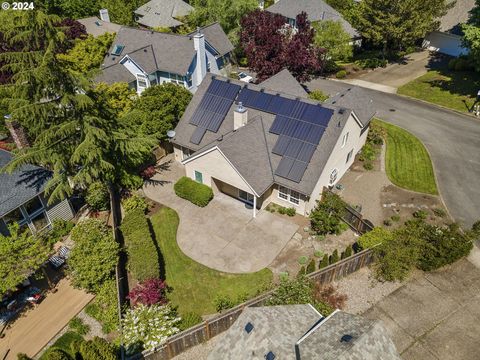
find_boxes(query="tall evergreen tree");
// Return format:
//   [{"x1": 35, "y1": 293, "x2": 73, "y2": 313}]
[{"x1": 354, "y1": 0, "x2": 452, "y2": 54}]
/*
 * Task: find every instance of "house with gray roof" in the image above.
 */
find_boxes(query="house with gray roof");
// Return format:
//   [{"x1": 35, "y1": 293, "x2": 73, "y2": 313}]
[
  {"x1": 134, "y1": 0, "x2": 194, "y2": 29},
  {"x1": 0, "y1": 150, "x2": 74, "y2": 236},
  {"x1": 424, "y1": 0, "x2": 476, "y2": 56},
  {"x1": 77, "y1": 16, "x2": 121, "y2": 37},
  {"x1": 96, "y1": 23, "x2": 234, "y2": 94},
  {"x1": 208, "y1": 306, "x2": 400, "y2": 360},
  {"x1": 172, "y1": 70, "x2": 375, "y2": 217},
  {"x1": 266, "y1": 0, "x2": 359, "y2": 39}
]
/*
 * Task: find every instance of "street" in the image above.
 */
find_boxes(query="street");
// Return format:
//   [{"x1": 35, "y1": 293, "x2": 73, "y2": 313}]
[{"x1": 307, "y1": 78, "x2": 480, "y2": 228}]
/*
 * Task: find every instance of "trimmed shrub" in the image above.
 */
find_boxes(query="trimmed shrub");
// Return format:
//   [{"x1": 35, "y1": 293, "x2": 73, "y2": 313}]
[
  {"x1": 285, "y1": 207, "x2": 296, "y2": 216},
  {"x1": 297, "y1": 266, "x2": 306, "y2": 277},
  {"x1": 358, "y1": 227, "x2": 392, "y2": 250},
  {"x1": 319, "y1": 254, "x2": 329, "y2": 269},
  {"x1": 41, "y1": 349, "x2": 71, "y2": 360},
  {"x1": 363, "y1": 161, "x2": 374, "y2": 170},
  {"x1": 78, "y1": 337, "x2": 118, "y2": 360},
  {"x1": 121, "y1": 209, "x2": 160, "y2": 282},
  {"x1": 174, "y1": 176, "x2": 213, "y2": 207},
  {"x1": 306, "y1": 259, "x2": 316, "y2": 274},
  {"x1": 336, "y1": 70, "x2": 347, "y2": 79},
  {"x1": 314, "y1": 250, "x2": 324, "y2": 258},
  {"x1": 383, "y1": 219, "x2": 392, "y2": 226},
  {"x1": 84, "y1": 279, "x2": 118, "y2": 334},
  {"x1": 213, "y1": 295, "x2": 235, "y2": 312},
  {"x1": 68, "y1": 317, "x2": 90, "y2": 336},
  {"x1": 342, "y1": 245, "x2": 353, "y2": 259},
  {"x1": 433, "y1": 208, "x2": 446, "y2": 218},
  {"x1": 122, "y1": 194, "x2": 148, "y2": 214},
  {"x1": 413, "y1": 209, "x2": 428, "y2": 219},
  {"x1": 310, "y1": 191, "x2": 347, "y2": 235},
  {"x1": 179, "y1": 312, "x2": 203, "y2": 330},
  {"x1": 329, "y1": 249, "x2": 339, "y2": 264},
  {"x1": 85, "y1": 182, "x2": 110, "y2": 211},
  {"x1": 298, "y1": 256, "x2": 308, "y2": 265}
]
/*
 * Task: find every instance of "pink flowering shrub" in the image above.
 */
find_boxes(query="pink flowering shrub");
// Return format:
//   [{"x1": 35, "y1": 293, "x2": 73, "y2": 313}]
[{"x1": 127, "y1": 278, "x2": 168, "y2": 306}]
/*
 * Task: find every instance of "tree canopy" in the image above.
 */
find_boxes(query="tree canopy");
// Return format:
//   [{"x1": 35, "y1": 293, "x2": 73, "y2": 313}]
[
  {"x1": 313, "y1": 19, "x2": 353, "y2": 61},
  {"x1": 240, "y1": 10, "x2": 323, "y2": 82},
  {"x1": 462, "y1": 0, "x2": 480, "y2": 71},
  {"x1": 354, "y1": 0, "x2": 452, "y2": 54},
  {"x1": 0, "y1": 224, "x2": 50, "y2": 296}
]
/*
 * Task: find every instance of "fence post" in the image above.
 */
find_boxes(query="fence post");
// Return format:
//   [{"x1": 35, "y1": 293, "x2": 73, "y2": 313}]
[{"x1": 205, "y1": 320, "x2": 211, "y2": 340}]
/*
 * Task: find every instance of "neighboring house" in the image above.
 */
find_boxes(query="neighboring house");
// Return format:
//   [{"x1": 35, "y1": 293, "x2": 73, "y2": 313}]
[
  {"x1": 171, "y1": 70, "x2": 375, "y2": 217},
  {"x1": 266, "y1": 0, "x2": 359, "y2": 40},
  {"x1": 96, "y1": 23, "x2": 234, "y2": 94},
  {"x1": 0, "y1": 150, "x2": 75, "y2": 236},
  {"x1": 208, "y1": 305, "x2": 401, "y2": 359},
  {"x1": 424, "y1": 0, "x2": 476, "y2": 57},
  {"x1": 78, "y1": 9, "x2": 121, "y2": 37},
  {"x1": 134, "y1": 0, "x2": 194, "y2": 29}
]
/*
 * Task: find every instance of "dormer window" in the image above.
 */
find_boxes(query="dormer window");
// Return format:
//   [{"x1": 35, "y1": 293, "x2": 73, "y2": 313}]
[{"x1": 111, "y1": 44, "x2": 125, "y2": 56}]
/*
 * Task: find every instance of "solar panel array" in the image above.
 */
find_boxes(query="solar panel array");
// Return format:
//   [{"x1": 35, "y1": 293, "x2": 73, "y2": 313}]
[
  {"x1": 189, "y1": 79, "x2": 241, "y2": 145},
  {"x1": 237, "y1": 87, "x2": 334, "y2": 183}
]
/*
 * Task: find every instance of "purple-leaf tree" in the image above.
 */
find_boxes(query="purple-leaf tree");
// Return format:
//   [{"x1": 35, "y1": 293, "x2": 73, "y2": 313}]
[{"x1": 127, "y1": 278, "x2": 168, "y2": 307}]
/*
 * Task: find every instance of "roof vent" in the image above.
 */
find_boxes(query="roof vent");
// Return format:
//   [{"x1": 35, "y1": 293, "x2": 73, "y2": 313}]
[
  {"x1": 338, "y1": 108, "x2": 345, "y2": 114},
  {"x1": 144, "y1": 48, "x2": 147, "y2": 52},
  {"x1": 341, "y1": 334, "x2": 354, "y2": 343},
  {"x1": 260, "y1": 88, "x2": 265, "y2": 93},
  {"x1": 245, "y1": 322, "x2": 254, "y2": 334},
  {"x1": 337, "y1": 121, "x2": 341, "y2": 127},
  {"x1": 265, "y1": 351, "x2": 275, "y2": 360},
  {"x1": 332, "y1": 101, "x2": 336, "y2": 104},
  {"x1": 226, "y1": 79, "x2": 231, "y2": 83}
]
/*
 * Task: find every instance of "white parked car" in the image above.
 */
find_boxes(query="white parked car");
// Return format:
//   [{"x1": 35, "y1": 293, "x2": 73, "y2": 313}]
[{"x1": 238, "y1": 72, "x2": 253, "y2": 83}]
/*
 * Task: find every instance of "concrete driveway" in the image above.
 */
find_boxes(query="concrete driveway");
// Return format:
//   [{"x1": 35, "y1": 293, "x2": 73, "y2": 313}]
[
  {"x1": 363, "y1": 254, "x2": 480, "y2": 360},
  {"x1": 143, "y1": 157, "x2": 298, "y2": 273},
  {"x1": 345, "y1": 51, "x2": 430, "y2": 92},
  {"x1": 306, "y1": 78, "x2": 480, "y2": 228}
]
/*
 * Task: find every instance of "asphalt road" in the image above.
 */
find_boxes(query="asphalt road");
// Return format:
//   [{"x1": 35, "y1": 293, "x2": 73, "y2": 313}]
[{"x1": 306, "y1": 78, "x2": 480, "y2": 228}]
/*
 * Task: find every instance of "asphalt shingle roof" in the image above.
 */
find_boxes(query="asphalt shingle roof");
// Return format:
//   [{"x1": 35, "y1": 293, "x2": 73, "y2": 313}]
[
  {"x1": 0, "y1": 150, "x2": 51, "y2": 218},
  {"x1": 438, "y1": 0, "x2": 476, "y2": 33},
  {"x1": 325, "y1": 86, "x2": 376, "y2": 126},
  {"x1": 259, "y1": 69, "x2": 308, "y2": 98},
  {"x1": 77, "y1": 17, "x2": 121, "y2": 37},
  {"x1": 208, "y1": 305, "x2": 321, "y2": 360},
  {"x1": 134, "y1": 0, "x2": 194, "y2": 28},
  {"x1": 266, "y1": 0, "x2": 359, "y2": 37},
  {"x1": 173, "y1": 73, "x2": 363, "y2": 196},
  {"x1": 98, "y1": 23, "x2": 232, "y2": 83}
]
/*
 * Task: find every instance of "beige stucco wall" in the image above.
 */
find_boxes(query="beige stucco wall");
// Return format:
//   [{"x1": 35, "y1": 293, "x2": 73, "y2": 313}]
[
  {"x1": 184, "y1": 148, "x2": 255, "y2": 195},
  {"x1": 305, "y1": 114, "x2": 368, "y2": 214}
]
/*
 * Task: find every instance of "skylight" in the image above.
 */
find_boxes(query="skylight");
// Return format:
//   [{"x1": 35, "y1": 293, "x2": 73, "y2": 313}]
[
  {"x1": 111, "y1": 44, "x2": 125, "y2": 56},
  {"x1": 265, "y1": 351, "x2": 275, "y2": 360},
  {"x1": 245, "y1": 322, "x2": 254, "y2": 334}
]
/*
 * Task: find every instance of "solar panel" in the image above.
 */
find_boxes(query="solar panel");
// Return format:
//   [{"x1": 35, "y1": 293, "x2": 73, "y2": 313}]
[
  {"x1": 288, "y1": 160, "x2": 308, "y2": 182},
  {"x1": 275, "y1": 157, "x2": 295, "y2": 178},
  {"x1": 272, "y1": 136, "x2": 290, "y2": 156},
  {"x1": 190, "y1": 127, "x2": 207, "y2": 145},
  {"x1": 293, "y1": 121, "x2": 312, "y2": 140},
  {"x1": 284, "y1": 139, "x2": 303, "y2": 158},
  {"x1": 306, "y1": 125, "x2": 325, "y2": 144},
  {"x1": 270, "y1": 115, "x2": 288, "y2": 135},
  {"x1": 297, "y1": 143, "x2": 316, "y2": 163}
]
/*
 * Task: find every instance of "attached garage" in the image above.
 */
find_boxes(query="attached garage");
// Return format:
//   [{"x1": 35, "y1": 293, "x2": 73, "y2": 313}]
[{"x1": 424, "y1": 31, "x2": 469, "y2": 57}]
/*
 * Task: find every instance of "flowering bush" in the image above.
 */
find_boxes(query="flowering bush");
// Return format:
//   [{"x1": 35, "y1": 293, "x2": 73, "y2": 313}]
[
  {"x1": 140, "y1": 165, "x2": 156, "y2": 180},
  {"x1": 122, "y1": 304, "x2": 181, "y2": 354},
  {"x1": 127, "y1": 278, "x2": 168, "y2": 307},
  {"x1": 0, "y1": 141, "x2": 14, "y2": 151}
]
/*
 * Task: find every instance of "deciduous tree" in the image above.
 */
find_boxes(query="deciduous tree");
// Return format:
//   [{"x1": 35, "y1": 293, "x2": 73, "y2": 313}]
[{"x1": 313, "y1": 19, "x2": 353, "y2": 61}]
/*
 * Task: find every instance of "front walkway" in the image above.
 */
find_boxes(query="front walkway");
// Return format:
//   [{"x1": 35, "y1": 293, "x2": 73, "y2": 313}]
[
  {"x1": 0, "y1": 279, "x2": 94, "y2": 359},
  {"x1": 143, "y1": 156, "x2": 299, "y2": 273}
]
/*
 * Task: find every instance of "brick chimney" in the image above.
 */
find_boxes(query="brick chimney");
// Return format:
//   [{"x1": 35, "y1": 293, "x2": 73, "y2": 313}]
[
  {"x1": 234, "y1": 102, "x2": 248, "y2": 130},
  {"x1": 193, "y1": 28, "x2": 207, "y2": 88},
  {"x1": 4, "y1": 115, "x2": 29, "y2": 149}
]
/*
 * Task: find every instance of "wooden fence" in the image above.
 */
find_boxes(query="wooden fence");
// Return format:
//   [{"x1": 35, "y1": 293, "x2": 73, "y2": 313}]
[
  {"x1": 342, "y1": 204, "x2": 374, "y2": 235},
  {"x1": 131, "y1": 248, "x2": 375, "y2": 360}
]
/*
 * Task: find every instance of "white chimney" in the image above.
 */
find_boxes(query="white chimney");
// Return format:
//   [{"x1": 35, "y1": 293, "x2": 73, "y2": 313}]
[
  {"x1": 234, "y1": 102, "x2": 248, "y2": 130},
  {"x1": 193, "y1": 28, "x2": 207, "y2": 87},
  {"x1": 99, "y1": 9, "x2": 110, "y2": 22}
]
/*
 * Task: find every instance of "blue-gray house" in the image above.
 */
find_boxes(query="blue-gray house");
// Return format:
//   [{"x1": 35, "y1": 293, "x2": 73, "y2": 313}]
[{"x1": 96, "y1": 23, "x2": 234, "y2": 94}]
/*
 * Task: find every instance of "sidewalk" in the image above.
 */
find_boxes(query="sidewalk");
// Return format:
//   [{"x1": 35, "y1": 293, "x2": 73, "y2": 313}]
[{"x1": 0, "y1": 279, "x2": 93, "y2": 359}]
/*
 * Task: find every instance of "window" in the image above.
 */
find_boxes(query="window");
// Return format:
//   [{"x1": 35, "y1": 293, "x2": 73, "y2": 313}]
[
  {"x1": 31, "y1": 212, "x2": 49, "y2": 232},
  {"x1": 136, "y1": 73, "x2": 149, "y2": 92},
  {"x1": 24, "y1": 196, "x2": 43, "y2": 215},
  {"x1": 278, "y1": 186, "x2": 289, "y2": 200},
  {"x1": 3, "y1": 208, "x2": 25, "y2": 225},
  {"x1": 329, "y1": 168, "x2": 338, "y2": 185},
  {"x1": 289, "y1": 190, "x2": 300, "y2": 205},
  {"x1": 277, "y1": 186, "x2": 300, "y2": 206},
  {"x1": 346, "y1": 149, "x2": 354, "y2": 164},
  {"x1": 207, "y1": 61, "x2": 211, "y2": 72},
  {"x1": 194, "y1": 170, "x2": 203, "y2": 184},
  {"x1": 170, "y1": 73, "x2": 184, "y2": 85},
  {"x1": 341, "y1": 132, "x2": 349, "y2": 148}
]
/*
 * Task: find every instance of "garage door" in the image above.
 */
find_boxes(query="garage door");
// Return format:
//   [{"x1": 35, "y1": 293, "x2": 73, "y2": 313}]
[{"x1": 424, "y1": 31, "x2": 469, "y2": 57}]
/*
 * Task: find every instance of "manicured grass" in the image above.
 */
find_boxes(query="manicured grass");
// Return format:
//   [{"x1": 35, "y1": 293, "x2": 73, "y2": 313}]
[
  {"x1": 398, "y1": 70, "x2": 480, "y2": 113},
  {"x1": 150, "y1": 207, "x2": 272, "y2": 316},
  {"x1": 374, "y1": 119, "x2": 438, "y2": 195},
  {"x1": 39, "y1": 331, "x2": 83, "y2": 359}
]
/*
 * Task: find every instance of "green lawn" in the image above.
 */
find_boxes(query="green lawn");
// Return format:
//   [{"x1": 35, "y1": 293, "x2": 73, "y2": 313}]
[
  {"x1": 374, "y1": 119, "x2": 438, "y2": 195},
  {"x1": 397, "y1": 70, "x2": 480, "y2": 113},
  {"x1": 150, "y1": 208, "x2": 272, "y2": 316}
]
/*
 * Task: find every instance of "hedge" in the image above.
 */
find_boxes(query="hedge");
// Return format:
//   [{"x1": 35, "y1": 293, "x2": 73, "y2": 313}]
[
  {"x1": 174, "y1": 176, "x2": 213, "y2": 207},
  {"x1": 121, "y1": 209, "x2": 160, "y2": 282}
]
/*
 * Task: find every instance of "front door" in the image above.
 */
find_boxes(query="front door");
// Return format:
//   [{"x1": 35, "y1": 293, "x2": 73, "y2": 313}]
[{"x1": 238, "y1": 189, "x2": 254, "y2": 205}]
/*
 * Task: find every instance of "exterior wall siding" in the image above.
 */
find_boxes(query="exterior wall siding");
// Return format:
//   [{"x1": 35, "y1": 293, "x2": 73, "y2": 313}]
[
  {"x1": 184, "y1": 149, "x2": 254, "y2": 195},
  {"x1": 45, "y1": 199, "x2": 75, "y2": 222},
  {"x1": 305, "y1": 114, "x2": 368, "y2": 214},
  {"x1": 263, "y1": 185, "x2": 308, "y2": 215}
]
